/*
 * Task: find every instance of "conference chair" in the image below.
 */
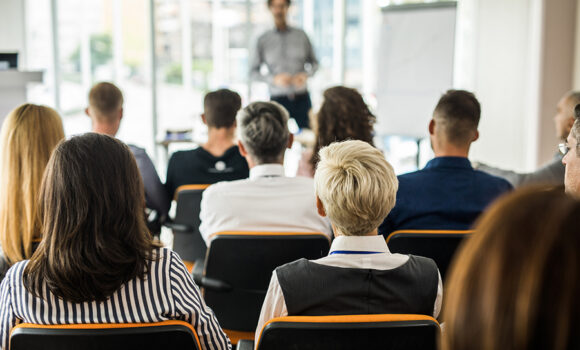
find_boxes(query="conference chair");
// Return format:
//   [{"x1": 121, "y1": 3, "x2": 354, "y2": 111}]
[
  {"x1": 193, "y1": 231, "x2": 331, "y2": 343},
  {"x1": 236, "y1": 314, "x2": 440, "y2": 350},
  {"x1": 10, "y1": 320, "x2": 201, "y2": 350},
  {"x1": 164, "y1": 184, "x2": 210, "y2": 266},
  {"x1": 386, "y1": 229, "x2": 473, "y2": 280}
]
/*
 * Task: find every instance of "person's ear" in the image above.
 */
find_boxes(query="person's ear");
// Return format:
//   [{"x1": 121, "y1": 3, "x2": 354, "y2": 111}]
[
  {"x1": 238, "y1": 140, "x2": 248, "y2": 157},
  {"x1": 316, "y1": 196, "x2": 326, "y2": 217},
  {"x1": 85, "y1": 107, "x2": 90, "y2": 117},
  {"x1": 287, "y1": 133, "x2": 294, "y2": 149},
  {"x1": 428, "y1": 119, "x2": 435, "y2": 135},
  {"x1": 119, "y1": 107, "x2": 124, "y2": 120},
  {"x1": 201, "y1": 114, "x2": 207, "y2": 125},
  {"x1": 567, "y1": 117, "x2": 575, "y2": 132},
  {"x1": 473, "y1": 130, "x2": 480, "y2": 142}
]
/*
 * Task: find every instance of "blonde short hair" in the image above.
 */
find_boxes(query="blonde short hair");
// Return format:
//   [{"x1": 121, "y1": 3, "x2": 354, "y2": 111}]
[
  {"x1": 0, "y1": 104, "x2": 64, "y2": 264},
  {"x1": 314, "y1": 140, "x2": 398, "y2": 236}
]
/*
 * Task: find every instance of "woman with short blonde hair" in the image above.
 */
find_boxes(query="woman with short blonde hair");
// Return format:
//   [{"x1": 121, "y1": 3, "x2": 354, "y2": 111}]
[{"x1": 0, "y1": 104, "x2": 64, "y2": 275}]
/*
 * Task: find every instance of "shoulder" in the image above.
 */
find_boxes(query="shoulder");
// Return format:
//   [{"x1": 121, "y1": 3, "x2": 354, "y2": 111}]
[
  {"x1": 473, "y1": 170, "x2": 513, "y2": 189},
  {"x1": 3, "y1": 260, "x2": 29, "y2": 285},
  {"x1": 128, "y1": 144, "x2": 146, "y2": 156},
  {"x1": 397, "y1": 169, "x2": 427, "y2": 184},
  {"x1": 203, "y1": 179, "x2": 247, "y2": 196},
  {"x1": 275, "y1": 258, "x2": 310, "y2": 278},
  {"x1": 169, "y1": 149, "x2": 202, "y2": 162}
]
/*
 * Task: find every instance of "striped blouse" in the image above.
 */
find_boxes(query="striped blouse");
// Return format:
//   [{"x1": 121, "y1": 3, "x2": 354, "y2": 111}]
[{"x1": 0, "y1": 248, "x2": 231, "y2": 350}]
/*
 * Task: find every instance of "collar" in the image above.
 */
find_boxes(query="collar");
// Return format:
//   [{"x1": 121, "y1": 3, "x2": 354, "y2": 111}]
[
  {"x1": 424, "y1": 156, "x2": 472, "y2": 170},
  {"x1": 329, "y1": 236, "x2": 390, "y2": 255},
  {"x1": 249, "y1": 164, "x2": 285, "y2": 180},
  {"x1": 274, "y1": 25, "x2": 292, "y2": 33}
]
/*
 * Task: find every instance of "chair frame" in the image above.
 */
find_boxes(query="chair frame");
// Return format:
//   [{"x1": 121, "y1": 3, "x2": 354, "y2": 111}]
[
  {"x1": 237, "y1": 314, "x2": 440, "y2": 350},
  {"x1": 10, "y1": 320, "x2": 201, "y2": 350}
]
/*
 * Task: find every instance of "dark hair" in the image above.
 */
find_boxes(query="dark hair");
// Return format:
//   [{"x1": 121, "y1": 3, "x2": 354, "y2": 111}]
[
  {"x1": 203, "y1": 89, "x2": 242, "y2": 129},
  {"x1": 310, "y1": 86, "x2": 375, "y2": 169},
  {"x1": 238, "y1": 101, "x2": 289, "y2": 164},
  {"x1": 442, "y1": 187, "x2": 580, "y2": 350},
  {"x1": 89, "y1": 82, "x2": 124, "y2": 118},
  {"x1": 433, "y1": 89, "x2": 480, "y2": 146},
  {"x1": 267, "y1": 0, "x2": 291, "y2": 6},
  {"x1": 24, "y1": 133, "x2": 159, "y2": 303}
]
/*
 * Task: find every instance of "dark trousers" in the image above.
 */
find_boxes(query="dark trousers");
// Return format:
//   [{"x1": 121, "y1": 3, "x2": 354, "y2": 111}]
[{"x1": 271, "y1": 92, "x2": 312, "y2": 129}]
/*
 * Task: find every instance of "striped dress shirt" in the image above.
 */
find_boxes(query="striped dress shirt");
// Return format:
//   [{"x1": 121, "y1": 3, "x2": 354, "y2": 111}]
[{"x1": 0, "y1": 248, "x2": 231, "y2": 350}]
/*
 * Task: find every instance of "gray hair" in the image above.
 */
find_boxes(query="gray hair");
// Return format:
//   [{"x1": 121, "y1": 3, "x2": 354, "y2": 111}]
[
  {"x1": 573, "y1": 104, "x2": 580, "y2": 157},
  {"x1": 237, "y1": 101, "x2": 290, "y2": 164}
]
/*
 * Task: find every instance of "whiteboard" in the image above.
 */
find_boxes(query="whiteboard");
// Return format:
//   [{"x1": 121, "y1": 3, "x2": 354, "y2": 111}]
[{"x1": 376, "y1": 2, "x2": 457, "y2": 138}]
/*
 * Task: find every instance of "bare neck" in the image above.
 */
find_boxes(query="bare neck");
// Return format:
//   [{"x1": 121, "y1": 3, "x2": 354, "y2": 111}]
[
  {"x1": 92, "y1": 123, "x2": 118, "y2": 137},
  {"x1": 432, "y1": 140, "x2": 471, "y2": 158},
  {"x1": 203, "y1": 127, "x2": 236, "y2": 157}
]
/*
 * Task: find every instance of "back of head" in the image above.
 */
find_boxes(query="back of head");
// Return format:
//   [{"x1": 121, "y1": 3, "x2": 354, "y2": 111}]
[
  {"x1": 311, "y1": 86, "x2": 375, "y2": 168},
  {"x1": 24, "y1": 133, "x2": 157, "y2": 303},
  {"x1": 443, "y1": 187, "x2": 580, "y2": 350},
  {"x1": 238, "y1": 101, "x2": 290, "y2": 164},
  {"x1": 0, "y1": 104, "x2": 64, "y2": 264},
  {"x1": 433, "y1": 89, "x2": 480, "y2": 147},
  {"x1": 88, "y1": 82, "x2": 124, "y2": 121},
  {"x1": 204, "y1": 89, "x2": 242, "y2": 128},
  {"x1": 314, "y1": 140, "x2": 398, "y2": 236},
  {"x1": 565, "y1": 91, "x2": 580, "y2": 112}
]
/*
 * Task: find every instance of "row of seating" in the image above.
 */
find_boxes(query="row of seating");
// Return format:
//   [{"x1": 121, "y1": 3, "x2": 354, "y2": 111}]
[
  {"x1": 165, "y1": 184, "x2": 472, "y2": 343},
  {"x1": 10, "y1": 314, "x2": 440, "y2": 350}
]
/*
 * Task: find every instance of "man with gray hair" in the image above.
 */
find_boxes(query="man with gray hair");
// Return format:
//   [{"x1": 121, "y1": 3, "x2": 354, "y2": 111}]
[
  {"x1": 562, "y1": 104, "x2": 580, "y2": 196},
  {"x1": 199, "y1": 101, "x2": 331, "y2": 244},
  {"x1": 476, "y1": 91, "x2": 580, "y2": 187}
]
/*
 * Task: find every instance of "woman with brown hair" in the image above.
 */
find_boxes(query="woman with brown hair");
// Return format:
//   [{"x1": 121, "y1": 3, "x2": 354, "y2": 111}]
[
  {"x1": 442, "y1": 187, "x2": 580, "y2": 350},
  {"x1": 0, "y1": 104, "x2": 64, "y2": 280},
  {"x1": 296, "y1": 86, "x2": 375, "y2": 177},
  {"x1": 0, "y1": 133, "x2": 231, "y2": 350}
]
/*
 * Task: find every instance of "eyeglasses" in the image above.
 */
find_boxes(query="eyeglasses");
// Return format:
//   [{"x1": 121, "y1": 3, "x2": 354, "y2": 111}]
[{"x1": 559, "y1": 142, "x2": 570, "y2": 156}]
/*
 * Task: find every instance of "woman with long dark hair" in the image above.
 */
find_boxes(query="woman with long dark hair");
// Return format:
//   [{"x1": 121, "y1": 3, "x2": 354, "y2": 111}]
[
  {"x1": 0, "y1": 133, "x2": 231, "y2": 350},
  {"x1": 297, "y1": 86, "x2": 375, "y2": 177}
]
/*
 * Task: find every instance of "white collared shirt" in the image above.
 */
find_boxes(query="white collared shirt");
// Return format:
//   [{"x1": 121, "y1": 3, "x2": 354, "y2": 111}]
[
  {"x1": 254, "y1": 235, "x2": 443, "y2": 347},
  {"x1": 199, "y1": 164, "x2": 332, "y2": 244}
]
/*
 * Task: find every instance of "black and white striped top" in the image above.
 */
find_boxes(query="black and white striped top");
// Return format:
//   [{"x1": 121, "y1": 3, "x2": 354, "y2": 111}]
[{"x1": 0, "y1": 248, "x2": 231, "y2": 350}]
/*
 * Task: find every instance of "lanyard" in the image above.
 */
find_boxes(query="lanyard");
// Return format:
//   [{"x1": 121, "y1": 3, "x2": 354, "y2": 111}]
[{"x1": 329, "y1": 250, "x2": 382, "y2": 255}]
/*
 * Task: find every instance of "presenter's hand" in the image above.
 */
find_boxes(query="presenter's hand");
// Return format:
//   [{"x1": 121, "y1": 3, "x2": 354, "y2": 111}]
[
  {"x1": 274, "y1": 73, "x2": 292, "y2": 87},
  {"x1": 292, "y1": 72, "x2": 308, "y2": 88}
]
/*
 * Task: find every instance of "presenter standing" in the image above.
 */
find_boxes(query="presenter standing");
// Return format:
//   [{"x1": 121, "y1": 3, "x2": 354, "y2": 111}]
[{"x1": 251, "y1": 0, "x2": 318, "y2": 130}]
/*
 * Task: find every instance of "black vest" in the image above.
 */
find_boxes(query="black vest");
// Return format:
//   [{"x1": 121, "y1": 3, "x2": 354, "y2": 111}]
[{"x1": 276, "y1": 255, "x2": 438, "y2": 316}]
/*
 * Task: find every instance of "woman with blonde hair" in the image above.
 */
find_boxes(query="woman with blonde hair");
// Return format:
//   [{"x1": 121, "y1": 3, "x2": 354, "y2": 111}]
[
  {"x1": 442, "y1": 187, "x2": 580, "y2": 350},
  {"x1": 0, "y1": 104, "x2": 64, "y2": 280}
]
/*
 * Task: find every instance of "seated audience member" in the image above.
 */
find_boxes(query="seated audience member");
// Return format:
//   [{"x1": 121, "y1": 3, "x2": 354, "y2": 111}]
[
  {"x1": 562, "y1": 104, "x2": 580, "y2": 197},
  {"x1": 379, "y1": 90, "x2": 512, "y2": 236},
  {"x1": 165, "y1": 89, "x2": 249, "y2": 198},
  {"x1": 87, "y1": 82, "x2": 170, "y2": 220},
  {"x1": 0, "y1": 104, "x2": 64, "y2": 282},
  {"x1": 0, "y1": 134, "x2": 231, "y2": 350},
  {"x1": 199, "y1": 101, "x2": 332, "y2": 244},
  {"x1": 476, "y1": 91, "x2": 580, "y2": 187},
  {"x1": 296, "y1": 86, "x2": 375, "y2": 177},
  {"x1": 442, "y1": 187, "x2": 580, "y2": 350},
  {"x1": 255, "y1": 140, "x2": 442, "y2": 346}
]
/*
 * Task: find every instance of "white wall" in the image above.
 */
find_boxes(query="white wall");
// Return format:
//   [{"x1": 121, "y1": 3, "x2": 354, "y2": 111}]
[
  {"x1": 455, "y1": 0, "x2": 576, "y2": 171},
  {"x1": 0, "y1": 0, "x2": 26, "y2": 64}
]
